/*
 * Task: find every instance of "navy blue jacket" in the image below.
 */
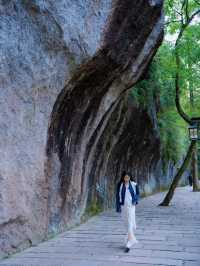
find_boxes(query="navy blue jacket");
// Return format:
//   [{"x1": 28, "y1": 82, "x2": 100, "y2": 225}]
[{"x1": 116, "y1": 181, "x2": 140, "y2": 213}]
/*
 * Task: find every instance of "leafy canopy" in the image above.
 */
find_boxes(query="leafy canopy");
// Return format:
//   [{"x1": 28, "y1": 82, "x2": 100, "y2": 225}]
[{"x1": 130, "y1": 0, "x2": 200, "y2": 166}]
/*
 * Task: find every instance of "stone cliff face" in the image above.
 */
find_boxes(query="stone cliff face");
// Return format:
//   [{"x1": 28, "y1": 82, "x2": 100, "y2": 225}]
[{"x1": 0, "y1": 0, "x2": 165, "y2": 257}]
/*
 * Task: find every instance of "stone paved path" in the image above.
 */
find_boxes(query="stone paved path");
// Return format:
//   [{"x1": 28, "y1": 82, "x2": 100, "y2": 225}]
[{"x1": 0, "y1": 186, "x2": 200, "y2": 266}]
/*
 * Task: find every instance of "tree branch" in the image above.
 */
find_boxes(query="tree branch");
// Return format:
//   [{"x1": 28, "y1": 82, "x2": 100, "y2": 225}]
[
  {"x1": 164, "y1": 20, "x2": 182, "y2": 26},
  {"x1": 194, "y1": 0, "x2": 200, "y2": 6},
  {"x1": 174, "y1": 5, "x2": 200, "y2": 124},
  {"x1": 185, "y1": 0, "x2": 190, "y2": 23}
]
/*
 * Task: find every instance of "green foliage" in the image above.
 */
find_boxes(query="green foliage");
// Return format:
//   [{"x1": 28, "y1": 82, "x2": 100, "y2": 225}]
[
  {"x1": 84, "y1": 201, "x2": 103, "y2": 217},
  {"x1": 130, "y1": 0, "x2": 200, "y2": 171},
  {"x1": 157, "y1": 109, "x2": 189, "y2": 165},
  {"x1": 165, "y1": 0, "x2": 200, "y2": 115},
  {"x1": 165, "y1": 0, "x2": 200, "y2": 34},
  {"x1": 130, "y1": 50, "x2": 189, "y2": 168}
]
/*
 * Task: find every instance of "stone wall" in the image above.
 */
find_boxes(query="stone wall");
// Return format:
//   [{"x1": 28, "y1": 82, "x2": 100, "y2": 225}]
[{"x1": 0, "y1": 0, "x2": 164, "y2": 257}]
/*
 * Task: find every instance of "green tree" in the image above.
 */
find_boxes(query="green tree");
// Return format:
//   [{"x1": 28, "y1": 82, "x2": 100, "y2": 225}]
[
  {"x1": 160, "y1": 0, "x2": 200, "y2": 206},
  {"x1": 131, "y1": 0, "x2": 200, "y2": 205}
]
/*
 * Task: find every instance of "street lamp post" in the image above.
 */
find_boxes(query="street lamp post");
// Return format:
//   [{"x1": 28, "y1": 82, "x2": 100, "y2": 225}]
[{"x1": 188, "y1": 118, "x2": 200, "y2": 191}]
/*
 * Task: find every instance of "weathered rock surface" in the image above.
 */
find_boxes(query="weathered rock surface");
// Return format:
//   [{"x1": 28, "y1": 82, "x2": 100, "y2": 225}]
[{"x1": 0, "y1": 0, "x2": 166, "y2": 258}]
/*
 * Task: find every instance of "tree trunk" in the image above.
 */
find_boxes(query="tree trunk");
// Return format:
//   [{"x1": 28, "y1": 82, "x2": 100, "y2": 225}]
[
  {"x1": 159, "y1": 141, "x2": 196, "y2": 206},
  {"x1": 187, "y1": 38, "x2": 195, "y2": 109},
  {"x1": 192, "y1": 142, "x2": 200, "y2": 191},
  {"x1": 189, "y1": 87, "x2": 194, "y2": 109}
]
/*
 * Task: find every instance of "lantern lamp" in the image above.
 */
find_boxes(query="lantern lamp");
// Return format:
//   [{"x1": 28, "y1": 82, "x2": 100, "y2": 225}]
[{"x1": 189, "y1": 118, "x2": 200, "y2": 141}]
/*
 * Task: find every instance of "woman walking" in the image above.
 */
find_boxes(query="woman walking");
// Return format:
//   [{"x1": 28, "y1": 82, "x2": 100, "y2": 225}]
[{"x1": 116, "y1": 171, "x2": 140, "y2": 252}]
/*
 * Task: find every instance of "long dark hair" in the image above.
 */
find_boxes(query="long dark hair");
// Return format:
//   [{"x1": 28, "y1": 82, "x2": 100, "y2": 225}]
[{"x1": 119, "y1": 171, "x2": 134, "y2": 183}]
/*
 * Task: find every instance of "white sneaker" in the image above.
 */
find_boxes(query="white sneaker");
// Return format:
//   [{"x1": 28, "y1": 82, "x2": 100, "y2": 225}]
[{"x1": 126, "y1": 238, "x2": 138, "y2": 248}]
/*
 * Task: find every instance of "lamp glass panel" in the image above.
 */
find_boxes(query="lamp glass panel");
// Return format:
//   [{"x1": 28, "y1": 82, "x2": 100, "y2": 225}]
[
  {"x1": 191, "y1": 129, "x2": 194, "y2": 138},
  {"x1": 189, "y1": 128, "x2": 192, "y2": 139},
  {"x1": 194, "y1": 128, "x2": 198, "y2": 139}
]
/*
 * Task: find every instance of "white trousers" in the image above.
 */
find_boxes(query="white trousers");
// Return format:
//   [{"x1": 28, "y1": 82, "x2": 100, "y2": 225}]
[{"x1": 121, "y1": 204, "x2": 138, "y2": 248}]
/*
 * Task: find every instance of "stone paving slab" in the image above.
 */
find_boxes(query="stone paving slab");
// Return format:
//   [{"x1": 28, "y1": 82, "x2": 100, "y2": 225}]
[{"x1": 0, "y1": 186, "x2": 200, "y2": 266}]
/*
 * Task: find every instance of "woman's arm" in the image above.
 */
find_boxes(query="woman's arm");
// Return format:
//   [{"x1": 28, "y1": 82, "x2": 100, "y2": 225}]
[
  {"x1": 116, "y1": 182, "x2": 121, "y2": 212},
  {"x1": 135, "y1": 184, "x2": 140, "y2": 204}
]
